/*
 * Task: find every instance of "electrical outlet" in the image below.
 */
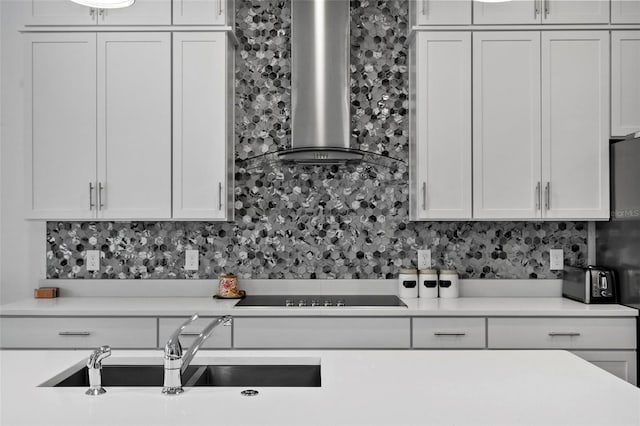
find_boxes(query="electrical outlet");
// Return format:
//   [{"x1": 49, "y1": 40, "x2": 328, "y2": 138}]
[
  {"x1": 550, "y1": 249, "x2": 564, "y2": 271},
  {"x1": 185, "y1": 250, "x2": 199, "y2": 271},
  {"x1": 417, "y1": 249, "x2": 432, "y2": 269},
  {"x1": 86, "y1": 250, "x2": 100, "y2": 272}
]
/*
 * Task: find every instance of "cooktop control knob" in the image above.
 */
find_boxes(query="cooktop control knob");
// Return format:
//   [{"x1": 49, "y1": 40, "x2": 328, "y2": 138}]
[
  {"x1": 285, "y1": 299, "x2": 294, "y2": 307},
  {"x1": 298, "y1": 299, "x2": 307, "y2": 307},
  {"x1": 323, "y1": 300, "x2": 332, "y2": 306},
  {"x1": 336, "y1": 299, "x2": 346, "y2": 307},
  {"x1": 311, "y1": 299, "x2": 320, "y2": 306}
]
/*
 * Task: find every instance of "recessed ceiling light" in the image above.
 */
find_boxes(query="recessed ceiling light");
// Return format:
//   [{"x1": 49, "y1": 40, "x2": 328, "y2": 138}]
[{"x1": 70, "y1": 0, "x2": 135, "y2": 9}]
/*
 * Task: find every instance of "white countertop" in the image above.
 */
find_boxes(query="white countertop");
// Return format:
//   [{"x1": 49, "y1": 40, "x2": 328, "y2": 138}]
[
  {"x1": 1, "y1": 349, "x2": 639, "y2": 426},
  {"x1": 0, "y1": 296, "x2": 637, "y2": 317}
]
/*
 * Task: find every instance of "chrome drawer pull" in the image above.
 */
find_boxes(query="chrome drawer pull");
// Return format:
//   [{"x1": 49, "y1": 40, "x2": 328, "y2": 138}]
[
  {"x1": 548, "y1": 332, "x2": 581, "y2": 337},
  {"x1": 58, "y1": 331, "x2": 91, "y2": 336},
  {"x1": 434, "y1": 332, "x2": 467, "y2": 337}
]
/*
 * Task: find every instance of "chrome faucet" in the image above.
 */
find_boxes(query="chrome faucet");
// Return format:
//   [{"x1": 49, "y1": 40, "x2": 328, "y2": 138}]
[
  {"x1": 162, "y1": 313, "x2": 232, "y2": 395},
  {"x1": 85, "y1": 345, "x2": 111, "y2": 396}
]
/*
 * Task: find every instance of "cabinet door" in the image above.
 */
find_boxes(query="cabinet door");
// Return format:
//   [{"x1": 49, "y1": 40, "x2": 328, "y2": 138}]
[
  {"x1": 173, "y1": 33, "x2": 230, "y2": 220},
  {"x1": 413, "y1": 32, "x2": 471, "y2": 220},
  {"x1": 473, "y1": 32, "x2": 542, "y2": 219},
  {"x1": 96, "y1": 33, "x2": 171, "y2": 219},
  {"x1": 612, "y1": 0, "x2": 640, "y2": 24},
  {"x1": 173, "y1": 0, "x2": 228, "y2": 25},
  {"x1": 25, "y1": 33, "x2": 97, "y2": 220},
  {"x1": 473, "y1": 0, "x2": 540, "y2": 24},
  {"x1": 541, "y1": 32, "x2": 609, "y2": 220},
  {"x1": 413, "y1": 0, "x2": 472, "y2": 25},
  {"x1": 571, "y1": 351, "x2": 637, "y2": 386},
  {"x1": 100, "y1": 0, "x2": 171, "y2": 25},
  {"x1": 612, "y1": 31, "x2": 640, "y2": 137},
  {"x1": 542, "y1": 0, "x2": 609, "y2": 24},
  {"x1": 24, "y1": 0, "x2": 97, "y2": 25}
]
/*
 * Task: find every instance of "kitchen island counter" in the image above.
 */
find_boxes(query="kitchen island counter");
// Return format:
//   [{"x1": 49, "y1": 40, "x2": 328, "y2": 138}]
[{"x1": 1, "y1": 349, "x2": 639, "y2": 426}]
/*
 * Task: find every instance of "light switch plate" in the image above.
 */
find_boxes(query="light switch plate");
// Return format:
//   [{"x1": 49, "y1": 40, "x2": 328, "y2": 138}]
[
  {"x1": 86, "y1": 250, "x2": 100, "y2": 272},
  {"x1": 550, "y1": 249, "x2": 564, "y2": 271},
  {"x1": 417, "y1": 249, "x2": 431, "y2": 269},
  {"x1": 185, "y1": 250, "x2": 199, "y2": 271}
]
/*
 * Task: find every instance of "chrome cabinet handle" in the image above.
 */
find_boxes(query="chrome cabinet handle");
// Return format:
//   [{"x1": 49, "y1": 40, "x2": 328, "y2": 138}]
[
  {"x1": 218, "y1": 182, "x2": 223, "y2": 210},
  {"x1": 59, "y1": 331, "x2": 91, "y2": 336},
  {"x1": 535, "y1": 182, "x2": 541, "y2": 211},
  {"x1": 422, "y1": 182, "x2": 427, "y2": 211},
  {"x1": 89, "y1": 8, "x2": 96, "y2": 19},
  {"x1": 422, "y1": 0, "x2": 428, "y2": 16},
  {"x1": 218, "y1": 0, "x2": 223, "y2": 15},
  {"x1": 98, "y1": 182, "x2": 105, "y2": 210},
  {"x1": 89, "y1": 182, "x2": 95, "y2": 210},
  {"x1": 434, "y1": 332, "x2": 467, "y2": 336},
  {"x1": 548, "y1": 332, "x2": 581, "y2": 337},
  {"x1": 544, "y1": 0, "x2": 549, "y2": 18},
  {"x1": 534, "y1": 0, "x2": 540, "y2": 18},
  {"x1": 545, "y1": 182, "x2": 550, "y2": 210}
]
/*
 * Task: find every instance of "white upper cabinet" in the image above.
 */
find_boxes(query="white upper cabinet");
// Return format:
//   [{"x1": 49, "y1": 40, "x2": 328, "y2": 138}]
[
  {"x1": 612, "y1": 0, "x2": 640, "y2": 23},
  {"x1": 541, "y1": 32, "x2": 609, "y2": 220},
  {"x1": 173, "y1": 32, "x2": 233, "y2": 220},
  {"x1": 473, "y1": 0, "x2": 540, "y2": 24},
  {"x1": 24, "y1": 0, "x2": 171, "y2": 26},
  {"x1": 612, "y1": 31, "x2": 640, "y2": 137},
  {"x1": 412, "y1": 0, "x2": 472, "y2": 25},
  {"x1": 25, "y1": 33, "x2": 97, "y2": 219},
  {"x1": 412, "y1": 32, "x2": 472, "y2": 220},
  {"x1": 26, "y1": 33, "x2": 172, "y2": 220},
  {"x1": 473, "y1": 32, "x2": 542, "y2": 219},
  {"x1": 96, "y1": 33, "x2": 171, "y2": 219},
  {"x1": 473, "y1": 0, "x2": 609, "y2": 24},
  {"x1": 173, "y1": 0, "x2": 231, "y2": 25}
]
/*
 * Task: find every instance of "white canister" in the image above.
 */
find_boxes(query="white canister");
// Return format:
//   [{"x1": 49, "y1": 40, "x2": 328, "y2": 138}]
[
  {"x1": 418, "y1": 269, "x2": 439, "y2": 298},
  {"x1": 438, "y1": 269, "x2": 459, "y2": 298},
  {"x1": 398, "y1": 268, "x2": 419, "y2": 298}
]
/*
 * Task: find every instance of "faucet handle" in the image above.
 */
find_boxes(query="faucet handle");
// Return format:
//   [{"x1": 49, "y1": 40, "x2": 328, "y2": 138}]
[
  {"x1": 87, "y1": 345, "x2": 111, "y2": 369},
  {"x1": 164, "y1": 313, "x2": 199, "y2": 360}
]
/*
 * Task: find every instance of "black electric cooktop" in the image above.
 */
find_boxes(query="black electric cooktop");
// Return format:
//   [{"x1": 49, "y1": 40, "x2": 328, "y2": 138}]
[{"x1": 234, "y1": 295, "x2": 407, "y2": 308}]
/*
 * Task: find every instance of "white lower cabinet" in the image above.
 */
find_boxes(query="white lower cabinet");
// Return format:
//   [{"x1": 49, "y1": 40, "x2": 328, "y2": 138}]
[
  {"x1": 0, "y1": 317, "x2": 157, "y2": 349},
  {"x1": 233, "y1": 317, "x2": 411, "y2": 349},
  {"x1": 487, "y1": 317, "x2": 637, "y2": 385},
  {"x1": 158, "y1": 317, "x2": 232, "y2": 349},
  {"x1": 412, "y1": 317, "x2": 486, "y2": 348},
  {"x1": 572, "y1": 350, "x2": 637, "y2": 385}
]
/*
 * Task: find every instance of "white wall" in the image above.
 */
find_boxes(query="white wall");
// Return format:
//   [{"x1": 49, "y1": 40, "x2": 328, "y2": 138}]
[{"x1": 0, "y1": 1, "x2": 46, "y2": 304}]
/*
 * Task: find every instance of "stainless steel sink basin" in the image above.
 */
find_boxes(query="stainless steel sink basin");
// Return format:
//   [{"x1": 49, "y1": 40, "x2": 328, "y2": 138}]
[
  {"x1": 184, "y1": 365, "x2": 321, "y2": 387},
  {"x1": 40, "y1": 358, "x2": 321, "y2": 388}
]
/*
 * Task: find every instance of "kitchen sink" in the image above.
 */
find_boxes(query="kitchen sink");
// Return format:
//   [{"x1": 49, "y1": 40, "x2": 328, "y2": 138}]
[
  {"x1": 40, "y1": 358, "x2": 321, "y2": 388},
  {"x1": 184, "y1": 365, "x2": 321, "y2": 387}
]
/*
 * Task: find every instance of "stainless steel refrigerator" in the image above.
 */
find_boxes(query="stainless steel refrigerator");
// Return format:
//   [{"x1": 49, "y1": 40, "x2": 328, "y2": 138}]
[{"x1": 596, "y1": 132, "x2": 640, "y2": 386}]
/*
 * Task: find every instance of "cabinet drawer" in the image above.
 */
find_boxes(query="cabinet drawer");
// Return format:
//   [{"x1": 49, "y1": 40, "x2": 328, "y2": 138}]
[
  {"x1": 158, "y1": 317, "x2": 232, "y2": 349},
  {"x1": 0, "y1": 317, "x2": 156, "y2": 349},
  {"x1": 413, "y1": 318, "x2": 486, "y2": 348},
  {"x1": 233, "y1": 317, "x2": 410, "y2": 349},
  {"x1": 488, "y1": 318, "x2": 636, "y2": 349}
]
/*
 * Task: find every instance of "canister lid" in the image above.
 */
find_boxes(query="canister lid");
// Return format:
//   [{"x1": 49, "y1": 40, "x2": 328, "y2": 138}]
[
  {"x1": 418, "y1": 269, "x2": 438, "y2": 274},
  {"x1": 399, "y1": 268, "x2": 418, "y2": 274},
  {"x1": 439, "y1": 269, "x2": 458, "y2": 275},
  {"x1": 220, "y1": 273, "x2": 237, "y2": 278}
]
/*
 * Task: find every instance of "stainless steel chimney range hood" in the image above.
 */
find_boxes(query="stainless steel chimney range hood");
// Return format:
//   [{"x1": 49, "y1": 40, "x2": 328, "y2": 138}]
[{"x1": 239, "y1": 0, "x2": 405, "y2": 171}]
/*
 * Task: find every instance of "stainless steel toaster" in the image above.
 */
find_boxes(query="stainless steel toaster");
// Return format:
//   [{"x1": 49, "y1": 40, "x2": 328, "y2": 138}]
[{"x1": 563, "y1": 265, "x2": 617, "y2": 304}]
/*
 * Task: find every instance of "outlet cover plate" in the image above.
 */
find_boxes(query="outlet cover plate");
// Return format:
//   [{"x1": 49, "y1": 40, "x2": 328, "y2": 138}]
[
  {"x1": 86, "y1": 250, "x2": 100, "y2": 272},
  {"x1": 550, "y1": 249, "x2": 564, "y2": 271},
  {"x1": 185, "y1": 250, "x2": 199, "y2": 271},
  {"x1": 418, "y1": 249, "x2": 432, "y2": 269}
]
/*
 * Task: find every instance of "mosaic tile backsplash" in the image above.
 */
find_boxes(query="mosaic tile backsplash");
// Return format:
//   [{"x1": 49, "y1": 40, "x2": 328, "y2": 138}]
[{"x1": 46, "y1": 0, "x2": 587, "y2": 280}]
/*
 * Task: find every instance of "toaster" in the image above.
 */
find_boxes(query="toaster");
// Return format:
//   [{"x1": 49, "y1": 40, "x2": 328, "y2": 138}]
[{"x1": 562, "y1": 265, "x2": 617, "y2": 304}]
